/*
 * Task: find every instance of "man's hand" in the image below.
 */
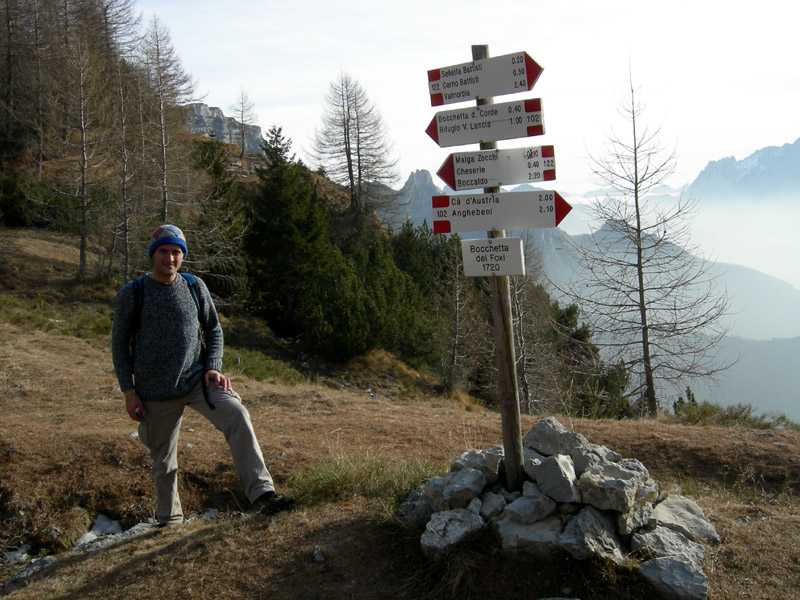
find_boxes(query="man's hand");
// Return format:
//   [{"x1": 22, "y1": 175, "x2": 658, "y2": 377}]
[
  {"x1": 205, "y1": 369, "x2": 230, "y2": 392},
  {"x1": 125, "y1": 393, "x2": 146, "y2": 422}
]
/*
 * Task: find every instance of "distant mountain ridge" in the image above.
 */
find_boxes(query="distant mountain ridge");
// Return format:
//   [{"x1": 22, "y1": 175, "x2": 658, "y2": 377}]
[
  {"x1": 689, "y1": 136, "x2": 800, "y2": 199},
  {"x1": 396, "y1": 136, "x2": 800, "y2": 342},
  {"x1": 184, "y1": 103, "x2": 263, "y2": 155},
  {"x1": 393, "y1": 137, "x2": 800, "y2": 419}
]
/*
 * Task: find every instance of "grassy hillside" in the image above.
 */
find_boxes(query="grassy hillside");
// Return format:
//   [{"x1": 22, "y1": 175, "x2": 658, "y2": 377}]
[{"x1": 1, "y1": 229, "x2": 799, "y2": 599}]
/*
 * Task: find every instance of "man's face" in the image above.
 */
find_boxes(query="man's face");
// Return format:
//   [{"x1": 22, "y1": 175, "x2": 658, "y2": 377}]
[{"x1": 151, "y1": 244, "x2": 184, "y2": 282}]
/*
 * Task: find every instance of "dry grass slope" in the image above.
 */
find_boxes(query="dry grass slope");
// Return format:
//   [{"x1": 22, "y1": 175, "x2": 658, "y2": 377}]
[{"x1": 1, "y1": 229, "x2": 799, "y2": 599}]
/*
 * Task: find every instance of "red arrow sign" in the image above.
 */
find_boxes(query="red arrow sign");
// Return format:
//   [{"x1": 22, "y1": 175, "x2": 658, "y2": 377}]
[
  {"x1": 437, "y1": 145, "x2": 556, "y2": 190},
  {"x1": 428, "y1": 51, "x2": 544, "y2": 106},
  {"x1": 425, "y1": 98, "x2": 544, "y2": 148},
  {"x1": 431, "y1": 190, "x2": 572, "y2": 234}
]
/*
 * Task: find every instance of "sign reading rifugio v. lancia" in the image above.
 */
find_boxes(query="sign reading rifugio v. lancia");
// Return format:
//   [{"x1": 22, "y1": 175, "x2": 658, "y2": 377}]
[
  {"x1": 425, "y1": 98, "x2": 544, "y2": 148},
  {"x1": 428, "y1": 51, "x2": 543, "y2": 106}
]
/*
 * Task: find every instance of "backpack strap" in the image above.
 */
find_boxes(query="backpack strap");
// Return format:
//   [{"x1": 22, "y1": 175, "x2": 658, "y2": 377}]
[
  {"x1": 130, "y1": 275, "x2": 146, "y2": 360},
  {"x1": 180, "y1": 273, "x2": 216, "y2": 411},
  {"x1": 132, "y1": 273, "x2": 201, "y2": 334},
  {"x1": 179, "y1": 272, "x2": 202, "y2": 316}
]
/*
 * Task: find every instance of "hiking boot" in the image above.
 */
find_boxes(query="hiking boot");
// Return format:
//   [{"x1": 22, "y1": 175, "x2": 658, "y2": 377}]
[{"x1": 251, "y1": 491, "x2": 294, "y2": 515}]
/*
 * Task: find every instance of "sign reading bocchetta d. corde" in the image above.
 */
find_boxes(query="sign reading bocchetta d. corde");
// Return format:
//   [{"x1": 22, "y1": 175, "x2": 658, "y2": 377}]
[{"x1": 425, "y1": 98, "x2": 544, "y2": 148}]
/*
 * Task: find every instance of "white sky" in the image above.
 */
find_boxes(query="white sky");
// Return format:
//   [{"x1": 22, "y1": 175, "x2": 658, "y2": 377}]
[{"x1": 135, "y1": 0, "x2": 800, "y2": 291}]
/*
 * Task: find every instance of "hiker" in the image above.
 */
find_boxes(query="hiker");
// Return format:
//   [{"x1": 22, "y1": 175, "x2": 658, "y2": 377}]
[{"x1": 111, "y1": 224, "x2": 292, "y2": 525}]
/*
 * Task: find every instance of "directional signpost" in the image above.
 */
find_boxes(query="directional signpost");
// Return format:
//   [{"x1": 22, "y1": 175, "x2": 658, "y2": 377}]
[
  {"x1": 425, "y1": 98, "x2": 544, "y2": 148},
  {"x1": 431, "y1": 190, "x2": 572, "y2": 234},
  {"x1": 428, "y1": 51, "x2": 543, "y2": 106},
  {"x1": 437, "y1": 145, "x2": 556, "y2": 190},
  {"x1": 423, "y1": 45, "x2": 570, "y2": 492}
]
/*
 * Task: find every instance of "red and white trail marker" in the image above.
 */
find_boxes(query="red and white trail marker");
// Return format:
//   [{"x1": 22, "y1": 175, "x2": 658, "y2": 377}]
[
  {"x1": 425, "y1": 98, "x2": 545, "y2": 148},
  {"x1": 431, "y1": 190, "x2": 572, "y2": 235},
  {"x1": 437, "y1": 145, "x2": 556, "y2": 190},
  {"x1": 428, "y1": 51, "x2": 544, "y2": 107}
]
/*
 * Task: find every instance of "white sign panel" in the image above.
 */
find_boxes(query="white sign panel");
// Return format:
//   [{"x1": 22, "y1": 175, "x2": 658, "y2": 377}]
[
  {"x1": 462, "y1": 238, "x2": 525, "y2": 277},
  {"x1": 432, "y1": 190, "x2": 572, "y2": 234},
  {"x1": 437, "y1": 145, "x2": 556, "y2": 190},
  {"x1": 428, "y1": 51, "x2": 543, "y2": 106},
  {"x1": 425, "y1": 98, "x2": 544, "y2": 148}
]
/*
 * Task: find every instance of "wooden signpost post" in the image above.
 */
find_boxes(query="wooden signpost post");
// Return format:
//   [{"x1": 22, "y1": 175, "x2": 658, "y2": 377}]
[{"x1": 425, "y1": 45, "x2": 572, "y2": 491}]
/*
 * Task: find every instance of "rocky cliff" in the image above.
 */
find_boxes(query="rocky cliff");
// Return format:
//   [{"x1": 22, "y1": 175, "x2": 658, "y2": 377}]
[{"x1": 184, "y1": 103, "x2": 263, "y2": 156}]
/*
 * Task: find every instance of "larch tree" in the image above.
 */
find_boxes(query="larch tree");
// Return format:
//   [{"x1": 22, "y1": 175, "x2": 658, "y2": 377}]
[
  {"x1": 312, "y1": 72, "x2": 398, "y2": 215},
  {"x1": 229, "y1": 86, "x2": 256, "y2": 159},
  {"x1": 140, "y1": 15, "x2": 194, "y2": 223},
  {"x1": 563, "y1": 76, "x2": 730, "y2": 416}
]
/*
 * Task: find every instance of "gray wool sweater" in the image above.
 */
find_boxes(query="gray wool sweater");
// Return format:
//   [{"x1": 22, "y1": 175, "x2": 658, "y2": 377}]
[{"x1": 111, "y1": 273, "x2": 224, "y2": 402}]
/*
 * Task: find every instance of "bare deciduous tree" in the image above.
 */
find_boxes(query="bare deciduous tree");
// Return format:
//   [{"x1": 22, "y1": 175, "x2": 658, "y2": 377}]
[
  {"x1": 563, "y1": 76, "x2": 731, "y2": 416},
  {"x1": 229, "y1": 86, "x2": 256, "y2": 159},
  {"x1": 312, "y1": 72, "x2": 398, "y2": 215},
  {"x1": 140, "y1": 15, "x2": 194, "y2": 223}
]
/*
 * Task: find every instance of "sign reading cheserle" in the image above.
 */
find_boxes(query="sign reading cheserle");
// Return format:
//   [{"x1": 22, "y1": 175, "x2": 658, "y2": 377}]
[
  {"x1": 431, "y1": 190, "x2": 572, "y2": 234},
  {"x1": 425, "y1": 99, "x2": 544, "y2": 148},
  {"x1": 428, "y1": 51, "x2": 543, "y2": 107},
  {"x1": 437, "y1": 145, "x2": 556, "y2": 190}
]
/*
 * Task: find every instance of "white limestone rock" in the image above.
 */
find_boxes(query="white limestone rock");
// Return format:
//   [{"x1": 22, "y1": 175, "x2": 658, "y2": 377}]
[
  {"x1": 479, "y1": 491, "x2": 507, "y2": 521},
  {"x1": 649, "y1": 495, "x2": 720, "y2": 544},
  {"x1": 578, "y1": 461, "x2": 649, "y2": 513},
  {"x1": 531, "y1": 454, "x2": 582, "y2": 503},
  {"x1": 420, "y1": 508, "x2": 485, "y2": 561},
  {"x1": 637, "y1": 556, "x2": 709, "y2": 600},
  {"x1": 504, "y1": 483, "x2": 557, "y2": 524},
  {"x1": 493, "y1": 513, "x2": 564, "y2": 559},
  {"x1": 631, "y1": 526, "x2": 707, "y2": 566},
  {"x1": 559, "y1": 505, "x2": 625, "y2": 564},
  {"x1": 443, "y1": 468, "x2": 486, "y2": 509},
  {"x1": 451, "y1": 446, "x2": 503, "y2": 485}
]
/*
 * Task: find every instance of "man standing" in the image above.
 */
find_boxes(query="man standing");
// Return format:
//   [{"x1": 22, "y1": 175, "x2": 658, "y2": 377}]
[{"x1": 111, "y1": 224, "x2": 292, "y2": 525}]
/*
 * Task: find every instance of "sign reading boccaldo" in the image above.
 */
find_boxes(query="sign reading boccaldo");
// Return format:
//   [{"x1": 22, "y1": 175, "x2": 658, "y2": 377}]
[
  {"x1": 437, "y1": 145, "x2": 556, "y2": 190},
  {"x1": 462, "y1": 237, "x2": 525, "y2": 277}
]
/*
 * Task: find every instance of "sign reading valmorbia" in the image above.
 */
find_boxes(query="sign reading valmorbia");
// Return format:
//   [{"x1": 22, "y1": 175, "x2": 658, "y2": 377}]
[
  {"x1": 462, "y1": 237, "x2": 525, "y2": 277},
  {"x1": 432, "y1": 190, "x2": 572, "y2": 234},
  {"x1": 425, "y1": 98, "x2": 544, "y2": 148},
  {"x1": 437, "y1": 145, "x2": 556, "y2": 190},
  {"x1": 428, "y1": 51, "x2": 543, "y2": 106}
]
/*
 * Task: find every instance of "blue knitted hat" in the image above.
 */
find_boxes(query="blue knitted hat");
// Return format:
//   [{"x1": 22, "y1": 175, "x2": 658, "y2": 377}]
[{"x1": 148, "y1": 224, "x2": 188, "y2": 257}]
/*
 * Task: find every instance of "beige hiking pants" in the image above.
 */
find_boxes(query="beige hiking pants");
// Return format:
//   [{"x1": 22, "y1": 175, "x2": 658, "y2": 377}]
[{"x1": 137, "y1": 381, "x2": 274, "y2": 524}]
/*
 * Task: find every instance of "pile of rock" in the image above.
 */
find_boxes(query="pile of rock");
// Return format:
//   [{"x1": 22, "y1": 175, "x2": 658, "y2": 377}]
[{"x1": 396, "y1": 417, "x2": 719, "y2": 600}]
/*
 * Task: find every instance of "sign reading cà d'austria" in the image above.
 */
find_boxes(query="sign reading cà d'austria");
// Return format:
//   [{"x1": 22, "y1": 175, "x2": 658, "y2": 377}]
[
  {"x1": 428, "y1": 51, "x2": 544, "y2": 106},
  {"x1": 431, "y1": 190, "x2": 572, "y2": 234}
]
